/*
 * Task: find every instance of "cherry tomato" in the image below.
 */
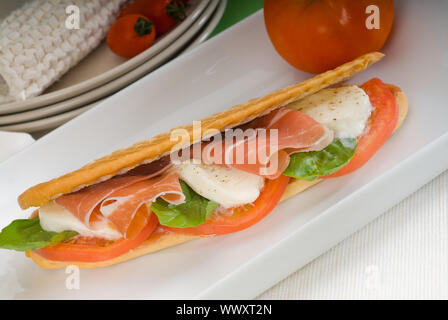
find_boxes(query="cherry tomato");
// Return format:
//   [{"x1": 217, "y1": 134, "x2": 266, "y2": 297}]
[
  {"x1": 325, "y1": 78, "x2": 399, "y2": 177},
  {"x1": 264, "y1": 0, "x2": 394, "y2": 73},
  {"x1": 162, "y1": 175, "x2": 290, "y2": 236},
  {"x1": 107, "y1": 14, "x2": 156, "y2": 58},
  {"x1": 119, "y1": 0, "x2": 187, "y2": 35}
]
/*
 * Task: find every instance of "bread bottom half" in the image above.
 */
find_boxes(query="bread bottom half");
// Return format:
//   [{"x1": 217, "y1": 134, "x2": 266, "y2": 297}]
[{"x1": 27, "y1": 85, "x2": 408, "y2": 269}]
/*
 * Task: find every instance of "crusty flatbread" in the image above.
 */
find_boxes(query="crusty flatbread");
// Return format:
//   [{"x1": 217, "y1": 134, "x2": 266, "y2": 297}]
[
  {"x1": 26, "y1": 83, "x2": 408, "y2": 269},
  {"x1": 18, "y1": 52, "x2": 384, "y2": 210}
]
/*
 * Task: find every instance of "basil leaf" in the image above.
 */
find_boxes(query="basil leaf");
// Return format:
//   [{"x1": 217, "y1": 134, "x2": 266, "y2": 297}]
[
  {"x1": 0, "y1": 217, "x2": 77, "y2": 251},
  {"x1": 151, "y1": 181, "x2": 218, "y2": 228},
  {"x1": 283, "y1": 138, "x2": 357, "y2": 180}
]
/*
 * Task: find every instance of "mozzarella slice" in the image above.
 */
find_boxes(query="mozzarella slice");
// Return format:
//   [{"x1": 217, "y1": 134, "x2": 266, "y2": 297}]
[
  {"x1": 289, "y1": 85, "x2": 373, "y2": 139},
  {"x1": 174, "y1": 161, "x2": 265, "y2": 208},
  {"x1": 39, "y1": 201, "x2": 122, "y2": 240}
]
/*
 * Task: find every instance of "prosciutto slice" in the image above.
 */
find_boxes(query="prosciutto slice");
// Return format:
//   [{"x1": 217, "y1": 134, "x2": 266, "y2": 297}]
[
  {"x1": 201, "y1": 108, "x2": 333, "y2": 179},
  {"x1": 55, "y1": 165, "x2": 184, "y2": 239}
]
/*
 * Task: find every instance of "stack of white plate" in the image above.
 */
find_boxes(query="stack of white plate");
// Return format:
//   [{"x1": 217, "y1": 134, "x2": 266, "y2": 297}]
[{"x1": 0, "y1": 0, "x2": 226, "y2": 134}]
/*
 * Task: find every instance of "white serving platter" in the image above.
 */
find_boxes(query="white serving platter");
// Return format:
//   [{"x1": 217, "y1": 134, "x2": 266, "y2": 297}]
[
  {"x1": 0, "y1": 0, "x2": 222, "y2": 128},
  {"x1": 0, "y1": 0, "x2": 209, "y2": 114},
  {"x1": 0, "y1": 1, "x2": 447, "y2": 299}
]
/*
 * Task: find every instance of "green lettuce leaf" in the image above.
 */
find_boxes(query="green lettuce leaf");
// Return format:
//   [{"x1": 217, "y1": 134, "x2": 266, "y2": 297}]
[
  {"x1": 283, "y1": 138, "x2": 357, "y2": 181},
  {"x1": 0, "y1": 217, "x2": 77, "y2": 251},
  {"x1": 151, "y1": 181, "x2": 218, "y2": 228}
]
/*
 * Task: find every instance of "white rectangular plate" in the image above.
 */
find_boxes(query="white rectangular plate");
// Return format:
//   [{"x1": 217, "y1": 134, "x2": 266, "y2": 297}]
[{"x1": 1, "y1": 0, "x2": 448, "y2": 299}]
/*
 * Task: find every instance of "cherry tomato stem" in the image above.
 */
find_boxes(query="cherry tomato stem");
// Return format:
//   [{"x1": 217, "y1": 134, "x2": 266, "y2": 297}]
[{"x1": 107, "y1": 14, "x2": 156, "y2": 58}]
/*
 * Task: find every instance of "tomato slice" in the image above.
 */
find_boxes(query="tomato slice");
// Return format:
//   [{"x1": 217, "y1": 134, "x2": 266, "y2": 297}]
[
  {"x1": 324, "y1": 78, "x2": 399, "y2": 178},
  {"x1": 34, "y1": 210, "x2": 159, "y2": 263},
  {"x1": 161, "y1": 175, "x2": 290, "y2": 236}
]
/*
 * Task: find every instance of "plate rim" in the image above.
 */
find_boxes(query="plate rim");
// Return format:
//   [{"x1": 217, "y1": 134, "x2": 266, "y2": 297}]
[{"x1": 182, "y1": 0, "x2": 227, "y2": 53}]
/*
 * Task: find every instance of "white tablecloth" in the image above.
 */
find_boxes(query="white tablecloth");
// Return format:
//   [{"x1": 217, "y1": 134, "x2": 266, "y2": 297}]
[{"x1": 258, "y1": 170, "x2": 448, "y2": 300}]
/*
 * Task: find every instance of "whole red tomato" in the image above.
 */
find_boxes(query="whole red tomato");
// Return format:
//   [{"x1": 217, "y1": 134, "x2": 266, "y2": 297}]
[{"x1": 264, "y1": 0, "x2": 394, "y2": 73}]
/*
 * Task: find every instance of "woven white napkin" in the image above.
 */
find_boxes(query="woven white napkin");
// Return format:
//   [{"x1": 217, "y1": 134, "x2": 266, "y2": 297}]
[
  {"x1": 258, "y1": 170, "x2": 448, "y2": 300},
  {"x1": 0, "y1": 0, "x2": 127, "y2": 103}
]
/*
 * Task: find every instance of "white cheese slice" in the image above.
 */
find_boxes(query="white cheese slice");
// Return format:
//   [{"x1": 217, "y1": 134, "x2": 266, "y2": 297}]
[
  {"x1": 174, "y1": 161, "x2": 265, "y2": 208},
  {"x1": 289, "y1": 85, "x2": 373, "y2": 139}
]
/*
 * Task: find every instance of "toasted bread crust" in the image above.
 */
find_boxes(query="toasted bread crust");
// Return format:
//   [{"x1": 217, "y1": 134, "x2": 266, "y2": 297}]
[{"x1": 18, "y1": 52, "x2": 384, "y2": 210}]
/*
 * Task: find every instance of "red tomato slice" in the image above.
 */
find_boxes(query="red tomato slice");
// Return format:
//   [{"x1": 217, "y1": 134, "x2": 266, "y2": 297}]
[
  {"x1": 161, "y1": 175, "x2": 290, "y2": 236},
  {"x1": 324, "y1": 78, "x2": 399, "y2": 177},
  {"x1": 34, "y1": 209, "x2": 158, "y2": 263}
]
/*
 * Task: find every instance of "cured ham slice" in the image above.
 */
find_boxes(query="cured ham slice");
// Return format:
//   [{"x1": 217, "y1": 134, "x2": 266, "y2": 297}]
[
  {"x1": 100, "y1": 172, "x2": 184, "y2": 236},
  {"x1": 55, "y1": 164, "x2": 184, "y2": 239},
  {"x1": 201, "y1": 108, "x2": 333, "y2": 179}
]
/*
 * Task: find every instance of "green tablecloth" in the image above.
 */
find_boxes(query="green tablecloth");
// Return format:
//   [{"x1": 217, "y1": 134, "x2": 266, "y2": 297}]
[{"x1": 208, "y1": 0, "x2": 264, "y2": 39}]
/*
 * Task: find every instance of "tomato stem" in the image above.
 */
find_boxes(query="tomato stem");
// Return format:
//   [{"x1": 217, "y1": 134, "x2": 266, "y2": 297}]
[
  {"x1": 166, "y1": 0, "x2": 187, "y2": 22},
  {"x1": 134, "y1": 17, "x2": 153, "y2": 37}
]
